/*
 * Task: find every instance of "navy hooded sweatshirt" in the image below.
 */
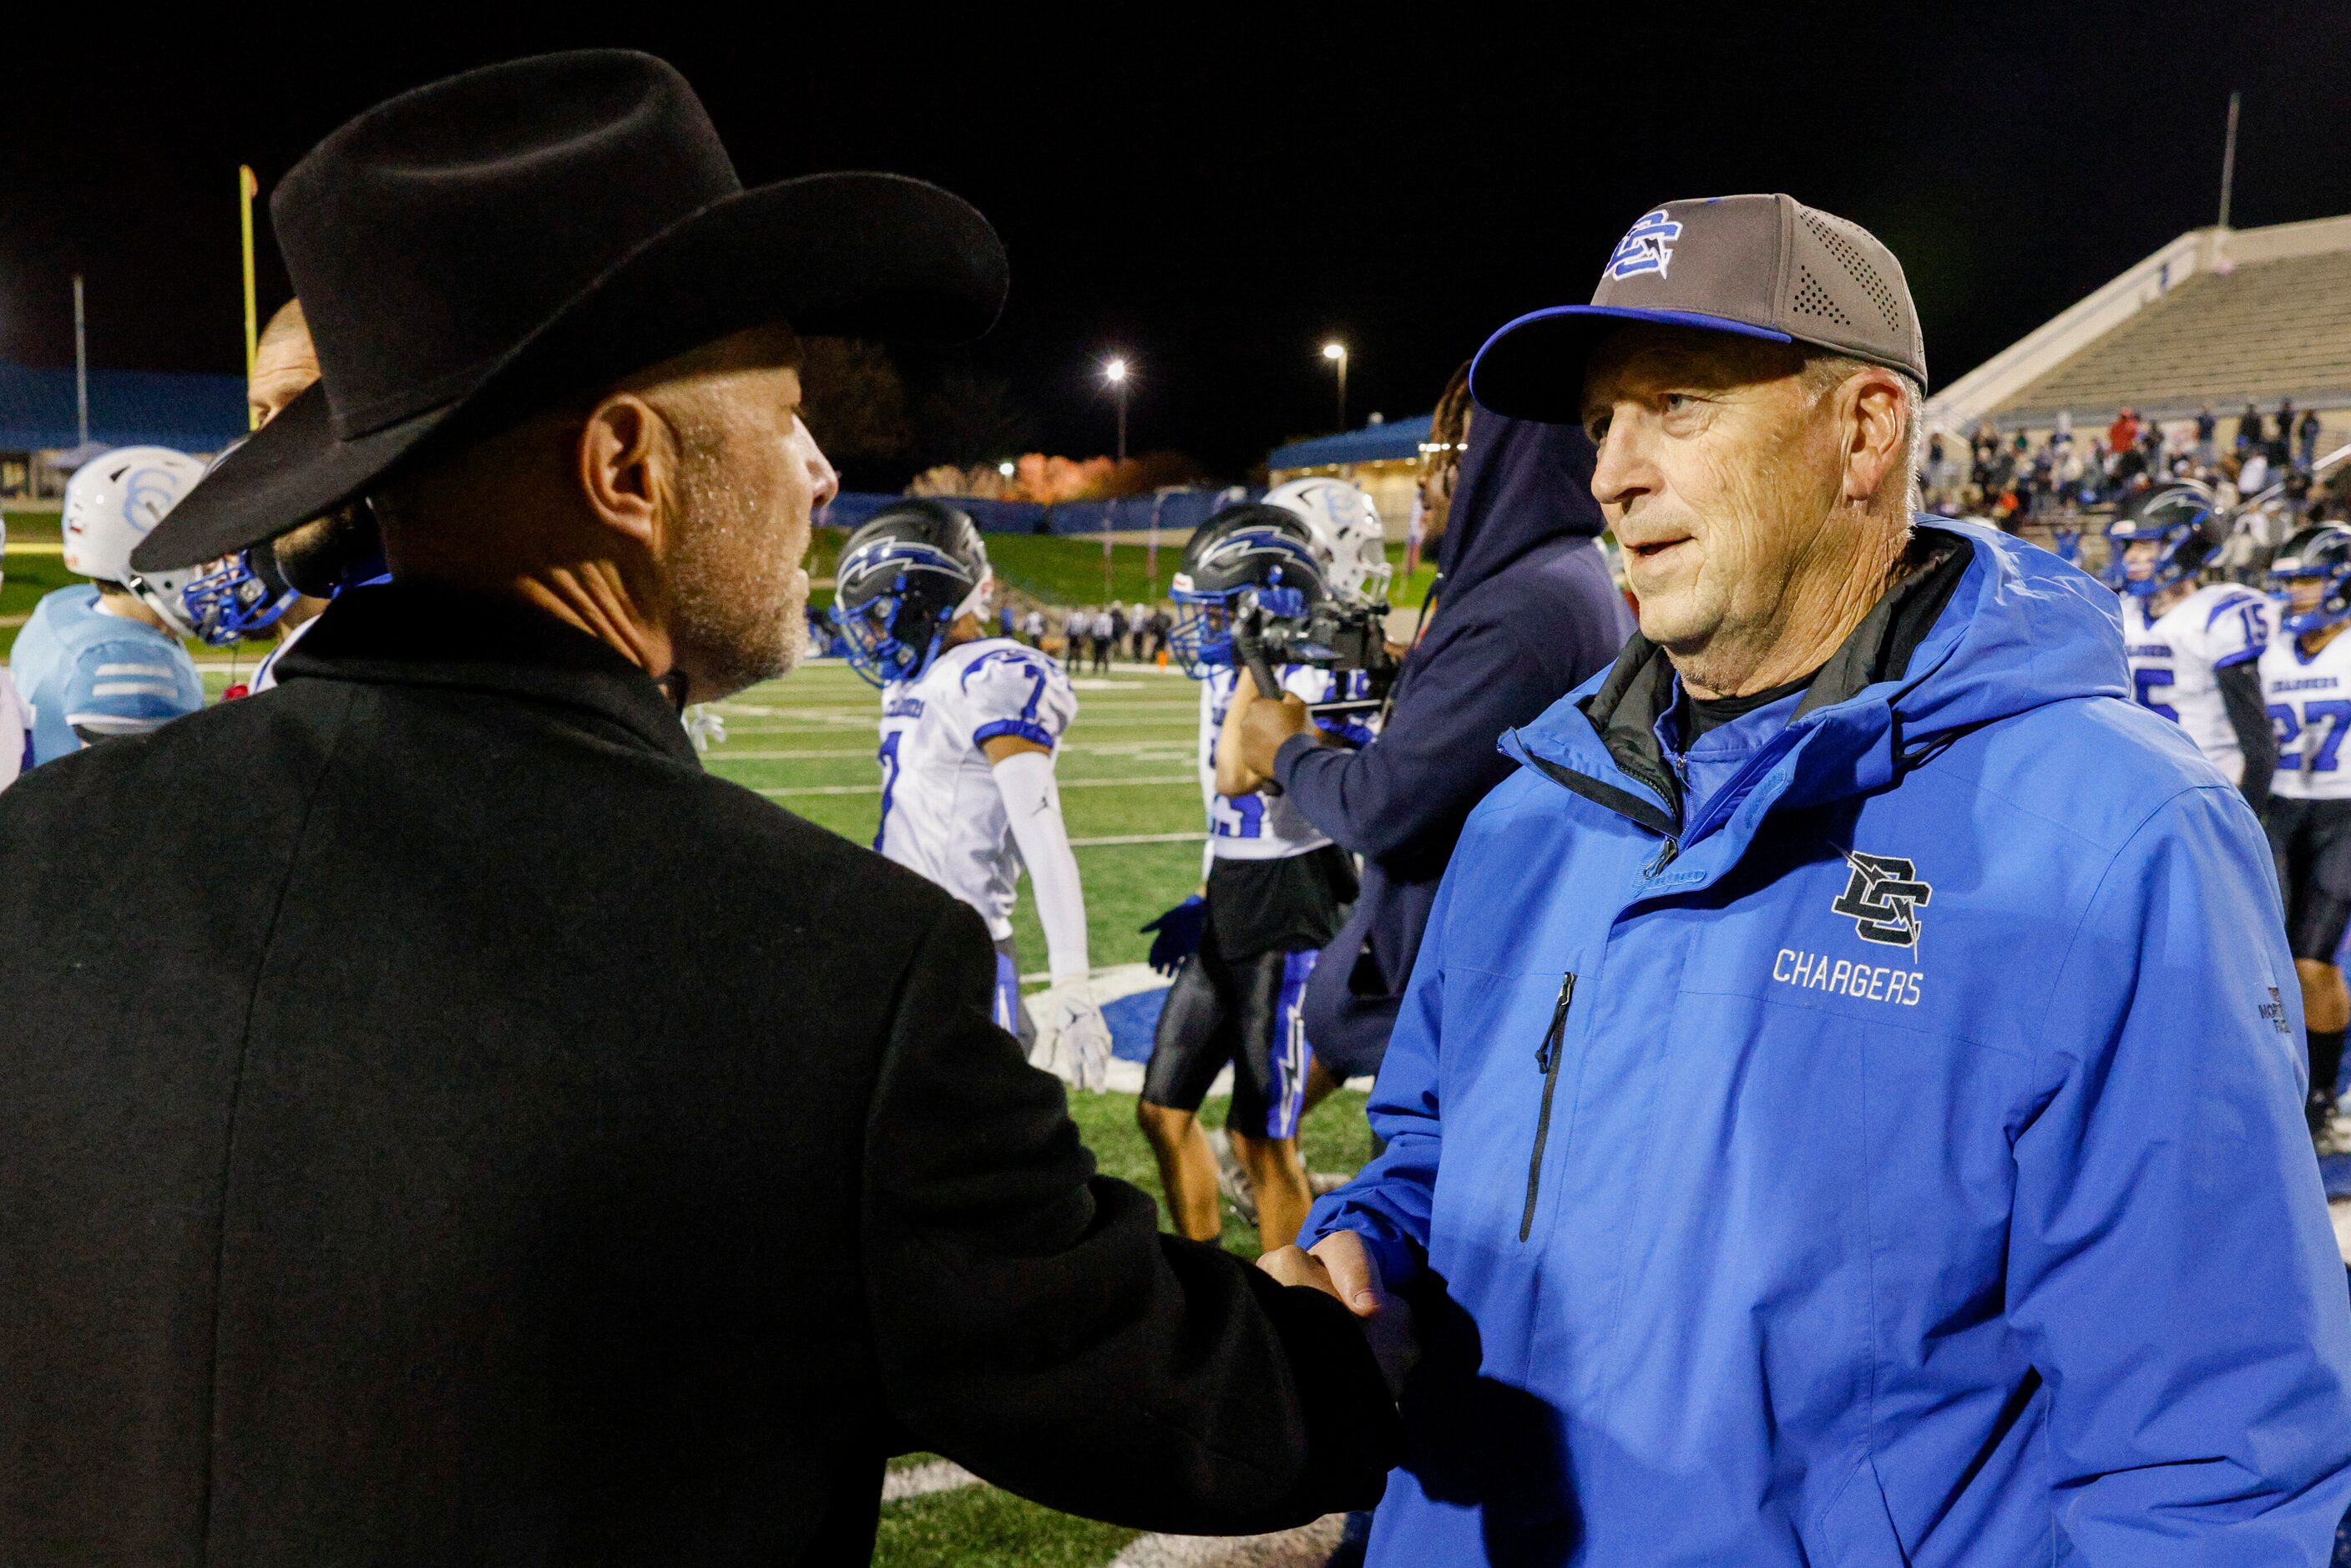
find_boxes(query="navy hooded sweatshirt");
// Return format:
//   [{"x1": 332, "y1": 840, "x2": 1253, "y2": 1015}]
[{"x1": 1275, "y1": 414, "x2": 1633, "y2": 1075}]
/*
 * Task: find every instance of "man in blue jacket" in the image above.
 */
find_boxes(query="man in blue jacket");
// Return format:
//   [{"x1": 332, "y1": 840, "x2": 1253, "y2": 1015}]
[{"x1": 1267, "y1": 195, "x2": 2351, "y2": 1564}]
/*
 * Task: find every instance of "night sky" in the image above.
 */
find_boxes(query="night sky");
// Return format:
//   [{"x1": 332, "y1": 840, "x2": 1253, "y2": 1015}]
[{"x1": 3, "y1": 8, "x2": 2346, "y2": 483}]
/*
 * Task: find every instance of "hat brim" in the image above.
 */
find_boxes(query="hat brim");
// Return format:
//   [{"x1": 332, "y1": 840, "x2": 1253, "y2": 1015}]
[
  {"x1": 135, "y1": 170, "x2": 1009, "y2": 570},
  {"x1": 1469, "y1": 305, "x2": 1793, "y2": 424}
]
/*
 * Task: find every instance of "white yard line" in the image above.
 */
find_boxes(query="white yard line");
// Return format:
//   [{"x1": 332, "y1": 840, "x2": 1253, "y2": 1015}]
[
  {"x1": 1108, "y1": 1515, "x2": 1347, "y2": 1566},
  {"x1": 756, "y1": 775, "x2": 1191, "y2": 798},
  {"x1": 880, "y1": 1459, "x2": 983, "y2": 1502},
  {"x1": 1066, "y1": 831, "x2": 1209, "y2": 847}
]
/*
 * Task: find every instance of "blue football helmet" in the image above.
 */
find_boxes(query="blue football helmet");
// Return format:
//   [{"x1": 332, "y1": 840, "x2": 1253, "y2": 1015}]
[
  {"x1": 2268, "y1": 524, "x2": 2351, "y2": 635},
  {"x1": 180, "y1": 546, "x2": 299, "y2": 645},
  {"x1": 1167, "y1": 504, "x2": 1328, "y2": 678},
  {"x1": 829, "y1": 499, "x2": 993, "y2": 686},
  {"x1": 2103, "y1": 480, "x2": 2226, "y2": 596}
]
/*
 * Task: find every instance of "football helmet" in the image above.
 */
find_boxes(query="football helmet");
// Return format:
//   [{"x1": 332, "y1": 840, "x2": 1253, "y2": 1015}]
[
  {"x1": 1262, "y1": 476, "x2": 1391, "y2": 604},
  {"x1": 2268, "y1": 524, "x2": 2351, "y2": 635},
  {"x1": 1166, "y1": 503, "x2": 1328, "y2": 678},
  {"x1": 2102, "y1": 479, "x2": 2227, "y2": 596},
  {"x1": 60, "y1": 445, "x2": 207, "y2": 636},
  {"x1": 175, "y1": 438, "x2": 301, "y2": 644},
  {"x1": 830, "y1": 499, "x2": 993, "y2": 686}
]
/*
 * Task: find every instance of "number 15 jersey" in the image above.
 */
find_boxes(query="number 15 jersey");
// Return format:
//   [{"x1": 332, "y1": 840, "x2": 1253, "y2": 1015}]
[
  {"x1": 2263, "y1": 621, "x2": 2351, "y2": 800},
  {"x1": 2121, "y1": 584, "x2": 2268, "y2": 785}
]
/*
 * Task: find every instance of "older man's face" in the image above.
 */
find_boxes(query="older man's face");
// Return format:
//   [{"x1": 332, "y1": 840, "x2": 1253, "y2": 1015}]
[
  {"x1": 1581, "y1": 325, "x2": 1844, "y2": 659},
  {"x1": 652, "y1": 331, "x2": 839, "y2": 699}
]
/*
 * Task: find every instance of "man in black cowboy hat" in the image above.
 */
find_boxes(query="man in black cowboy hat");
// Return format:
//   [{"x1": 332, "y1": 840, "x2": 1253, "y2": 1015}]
[{"x1": 0, "y1": 52, "x2": 1402, "y2": 1563}]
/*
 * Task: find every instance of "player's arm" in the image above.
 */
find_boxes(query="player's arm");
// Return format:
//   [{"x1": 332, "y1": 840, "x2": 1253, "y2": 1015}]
[
  {"x1": 61, "y1": 640, "x2": 200, "y2": 751},
  {"x1": 2216, "y1": 659, "x2": 2276, "y2": 812},
  {"x1": 984, "y1": 733, "x2": 1089, "y2": 983}
]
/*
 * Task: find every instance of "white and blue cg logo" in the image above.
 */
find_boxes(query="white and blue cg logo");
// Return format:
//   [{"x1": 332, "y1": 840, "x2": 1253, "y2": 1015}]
[{"x1": 1606, "y1": 210, "x2": 1682, "y2": 281}]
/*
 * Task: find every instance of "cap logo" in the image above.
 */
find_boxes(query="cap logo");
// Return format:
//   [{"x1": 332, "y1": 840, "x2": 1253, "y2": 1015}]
[{"x1": 1606, "y1": 210, "x2": 1683, "y2": 281}]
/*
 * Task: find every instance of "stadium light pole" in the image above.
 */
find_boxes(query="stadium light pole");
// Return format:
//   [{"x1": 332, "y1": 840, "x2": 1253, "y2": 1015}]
[
  {"x1": 1323, "y1": 341, "x2": 1348, "y2": 433},
  {"x1": 1102, "y1": 357, "x2": 1130, "y2": 601},
  {"x1": 73, "y1": 275, "x2": 88, "y2": 448}
]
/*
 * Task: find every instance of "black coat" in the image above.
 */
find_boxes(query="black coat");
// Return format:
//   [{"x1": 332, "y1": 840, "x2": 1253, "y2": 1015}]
[{"x1": 0, "y1": 584, "x2": 1397, "y2": 1564}]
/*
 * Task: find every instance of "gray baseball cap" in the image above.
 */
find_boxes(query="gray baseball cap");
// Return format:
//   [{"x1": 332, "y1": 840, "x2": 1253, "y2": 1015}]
[{"x1": 1469, "y1": 193, "x2": 1927, "y2": 422}]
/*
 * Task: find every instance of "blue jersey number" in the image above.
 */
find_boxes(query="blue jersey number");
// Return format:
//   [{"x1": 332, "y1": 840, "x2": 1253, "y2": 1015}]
[
  {"x1": 2272, "y1": 698, "x2": 2351, "y2": 771},
  {"x1": 874, "y1": 731, "x2": 902, "y2": 848},
  {"x1": 2132, "y1": 666, "x2": 2179, "y2": 722}
]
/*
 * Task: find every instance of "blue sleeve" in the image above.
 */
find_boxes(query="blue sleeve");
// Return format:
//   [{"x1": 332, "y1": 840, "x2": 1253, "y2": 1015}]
[
  {"x1": 2011, "y1": 784, "x2": 2351, "y2": 1560},
  {"x1": 1299, "y1": 874, "x2": 1453, "y2": 1291},
  {"x1": 60, "y1": 640, "x2": 202, "y2": 747},
  {"x1": 1273, "y1": 617, "x2": 1544, "y2": 864}
]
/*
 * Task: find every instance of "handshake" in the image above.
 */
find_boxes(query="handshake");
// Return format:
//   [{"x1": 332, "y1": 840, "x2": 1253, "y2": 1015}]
[{"x1": 1257, "y1": 1232, "x2": 1418, "y2": 1399}]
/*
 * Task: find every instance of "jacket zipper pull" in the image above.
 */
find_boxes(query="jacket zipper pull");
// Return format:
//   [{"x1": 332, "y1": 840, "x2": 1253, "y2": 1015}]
[
  {"x1": 1645, "y1": 836, "x2": 1681, "y2": 877},
  {"x1": 1521, "y1": 972, "x2": 1577, "y2": 1242}
]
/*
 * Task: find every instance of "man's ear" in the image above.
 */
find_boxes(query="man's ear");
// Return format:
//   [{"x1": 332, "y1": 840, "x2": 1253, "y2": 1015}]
[
  {"x1": 1839, "y1": 370, "x2": 1909, "y2": 508},
  {"x1": 576, "y1": 392, "x2": 670, "y2": 548}
]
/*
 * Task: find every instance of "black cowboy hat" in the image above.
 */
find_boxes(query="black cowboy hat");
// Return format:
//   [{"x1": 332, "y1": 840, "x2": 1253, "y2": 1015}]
[{"x1": 134, "y1": 50, "x2": 1008, "y2": 571}]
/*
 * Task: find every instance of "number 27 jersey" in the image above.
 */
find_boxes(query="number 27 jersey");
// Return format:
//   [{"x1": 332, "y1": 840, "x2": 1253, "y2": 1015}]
[{"x1": 2263, "y1": 622, "x2": 2351, "y2": 800}]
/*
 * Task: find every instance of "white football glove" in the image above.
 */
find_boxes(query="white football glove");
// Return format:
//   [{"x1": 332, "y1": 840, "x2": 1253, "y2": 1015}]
[
  {"x1": 1044, "y1": 981, "x2": 1112, "y2": 1093},
  {"x1": 681, "y1": 704, "x2": 727, "y2": 752}
]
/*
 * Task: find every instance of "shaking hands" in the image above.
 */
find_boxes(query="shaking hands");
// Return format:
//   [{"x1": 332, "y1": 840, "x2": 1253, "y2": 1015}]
[{"x1": 1258, "y1": 1231, "x2": 1418, "y2": 1400}]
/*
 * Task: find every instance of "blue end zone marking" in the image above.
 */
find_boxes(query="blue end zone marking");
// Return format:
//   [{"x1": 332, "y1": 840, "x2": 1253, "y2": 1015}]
[{"x1": 1103, "y1": 984, "x2": 1170, "y2": 1063}]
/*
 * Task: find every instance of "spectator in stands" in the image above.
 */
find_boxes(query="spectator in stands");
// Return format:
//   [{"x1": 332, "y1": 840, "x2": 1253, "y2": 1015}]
[
  {"x1": 2197, "y1": 402, "x2": 2219, "y2": 464},
  {"x1": 2301, "y1": 408, "x2": 2324, "y2": 471},
  {"x1": 2242, "y1": 402, "x2": 2265, "y2": 452},
  {"x1": 2107, "y1": 406, "x2": 2139, "y2": 456}
]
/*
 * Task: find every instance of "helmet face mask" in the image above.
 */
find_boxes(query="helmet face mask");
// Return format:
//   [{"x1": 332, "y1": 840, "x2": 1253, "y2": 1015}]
[
  {"x1": 2268, "y1": 524, "x2": 2351, "y2": 636},
  {"x1": 828, "y1": 501, "x2": 991, "y2": 687},
  {"x1": 179, "y1": 547, "x2": 300, "y2": 646},
  {"x1": 2102, "y1": 480, "x2": 2223, "y2": 598},
  {"x1": 1167, "y1": 504, "x2": 1328, "y2": 679}
]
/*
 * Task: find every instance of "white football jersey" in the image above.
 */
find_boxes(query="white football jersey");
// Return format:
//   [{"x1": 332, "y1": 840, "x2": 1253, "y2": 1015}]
[
  {"x1": 873, "y1": 637, "x2": 1079, "y2": 938},
  {"x1": 1198, "y1": 665, "x2": 1382, "y2": 860},
  {"x1": 2263, "y1": 621, "x2": 2351, "y2": 801},
  {"x1": 2120, "y1": 584, "x2": 2269, "y2": 783}
]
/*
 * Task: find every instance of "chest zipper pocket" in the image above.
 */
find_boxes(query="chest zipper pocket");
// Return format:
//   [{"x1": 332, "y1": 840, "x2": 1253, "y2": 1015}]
[{"x1": 1519, "y1": 972, "x2": 1578, "y2": 1243}]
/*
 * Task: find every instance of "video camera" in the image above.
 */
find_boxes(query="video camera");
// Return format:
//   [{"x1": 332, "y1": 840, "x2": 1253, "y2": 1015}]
[{"x1": 1228, "y1": 585, "x2": 1400, "y2": 719}]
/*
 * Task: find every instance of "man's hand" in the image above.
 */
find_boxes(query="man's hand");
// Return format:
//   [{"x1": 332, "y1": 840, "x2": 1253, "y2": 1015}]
[
  {"x1": 1219, "y1": 669, "x2": 1313, "y2": 795},
  {"x1": 1260, "y1": 1232, "x2": 1418, "y2": 1399}
]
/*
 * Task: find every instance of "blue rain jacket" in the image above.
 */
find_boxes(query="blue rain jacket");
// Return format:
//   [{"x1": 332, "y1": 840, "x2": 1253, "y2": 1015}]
[{"x1": 1305, "y1": 518, "x2": 2351, "y2": 1565}]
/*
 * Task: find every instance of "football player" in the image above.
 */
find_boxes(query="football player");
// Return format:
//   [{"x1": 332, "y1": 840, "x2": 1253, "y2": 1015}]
[
  {"x1": 2260, "y1": 523, "x2": 2351, "y2": 1150},
  {"x1": 1135, "y1": 502, "x2": 1370, "y2": 1252},
  {"x1": 831, "y1": 499, "x2": 1112, "y2": 1089},
  {"x1": 13, "y1": 448, "x2": 206, "y2": 766},
  {"x1": 2107, "y1": 480, "x2": 2276, "y2": 807}
]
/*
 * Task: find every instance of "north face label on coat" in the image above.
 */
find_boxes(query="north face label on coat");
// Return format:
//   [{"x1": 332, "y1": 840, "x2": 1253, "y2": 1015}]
[{"x1": 1831, "y1": 851, "x2": 1933, "y2": 946}]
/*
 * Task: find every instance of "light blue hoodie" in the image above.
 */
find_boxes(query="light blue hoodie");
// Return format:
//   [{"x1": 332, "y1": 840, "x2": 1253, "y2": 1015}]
[{"x1": 1305, "y1": 518, "x2": 2351, "y2": 1565}]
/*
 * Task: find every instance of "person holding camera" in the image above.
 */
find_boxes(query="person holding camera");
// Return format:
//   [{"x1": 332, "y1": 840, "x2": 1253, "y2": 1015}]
[{"x1": 1226, "y1": 370, "x2": 1633, "y2": 1091}]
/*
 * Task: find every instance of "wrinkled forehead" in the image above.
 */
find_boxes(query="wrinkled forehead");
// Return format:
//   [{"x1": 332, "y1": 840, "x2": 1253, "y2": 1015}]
[{"x1": 1579, "y1": 321, "x2": 1806, "y2": 426}]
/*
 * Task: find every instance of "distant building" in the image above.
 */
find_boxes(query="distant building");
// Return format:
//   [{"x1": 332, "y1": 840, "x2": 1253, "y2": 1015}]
[
  {"x1": 0, "y1": 366, "x2": 245, "y2": 498},
  {"x1": 1929, "y1": 213, "x2": 2351, "y2": 457},
  {"x1": 1267, "y1": 412, "x2": 1433, "y2": 539}
]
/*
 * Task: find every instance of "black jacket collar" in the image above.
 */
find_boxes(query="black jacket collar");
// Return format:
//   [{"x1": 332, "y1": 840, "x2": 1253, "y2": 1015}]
[
  {"x1": 276, "y1": 583, "x2": 700, "y2": 766},
  {"x1": 1577, "y1": 533, "x2": 1973, "y2": 827}
]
